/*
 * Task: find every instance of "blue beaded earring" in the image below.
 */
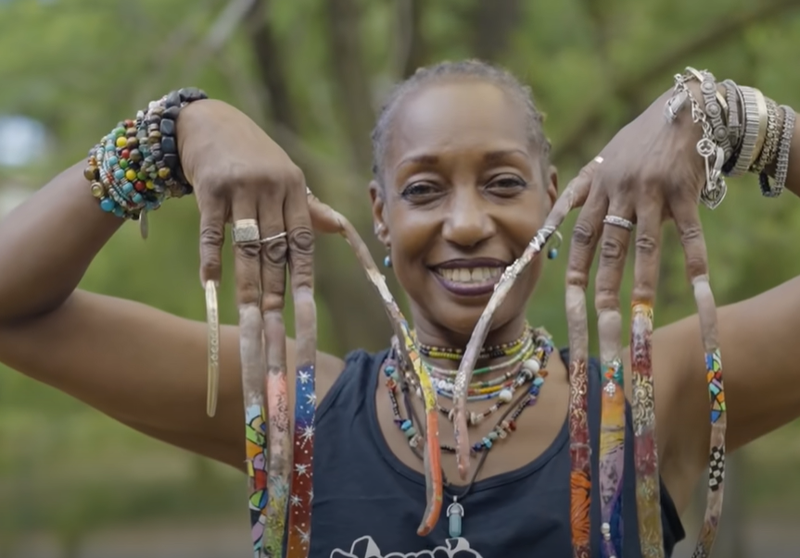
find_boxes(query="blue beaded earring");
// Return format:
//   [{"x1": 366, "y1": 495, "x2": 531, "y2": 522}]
[
  {"x1": 384, "y1": 254, "x2": 392, "y2": 268},
  {"x1": 547, "y1": 231, "x2": 563, "y2": 260}
]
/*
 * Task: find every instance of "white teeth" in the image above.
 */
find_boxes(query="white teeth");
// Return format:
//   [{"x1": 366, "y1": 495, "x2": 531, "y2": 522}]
[{"x1": 437, "y1": 267, "x2": 503, "y2": 284}]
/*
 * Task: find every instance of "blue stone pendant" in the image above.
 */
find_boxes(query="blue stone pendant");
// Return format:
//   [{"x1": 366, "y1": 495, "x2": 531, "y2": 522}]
[{"x1": 447, "y1": 497, "x2": 465, "y2": 538}]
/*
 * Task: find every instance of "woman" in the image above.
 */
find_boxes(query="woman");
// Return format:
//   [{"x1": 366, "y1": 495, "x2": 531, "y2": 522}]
[{"x1": 0, "y1": 59, "x2": 798, "y2": 558}]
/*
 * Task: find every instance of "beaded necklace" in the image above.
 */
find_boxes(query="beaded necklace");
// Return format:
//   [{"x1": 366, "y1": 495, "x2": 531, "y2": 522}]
[
  {"x1": 415, "y1": 324, "x2": 532, "y2": 361},
  {"x1": 422, "y1": 335, "x2": 535, "y2": 379},
  {"x1": 383, "y1": 327, "x2": 554, "y2": 538}
]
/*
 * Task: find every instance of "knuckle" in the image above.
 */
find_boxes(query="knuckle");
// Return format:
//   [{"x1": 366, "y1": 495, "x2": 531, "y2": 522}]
[
  {"x1": 599, "y1": 236, "x2": 626, "y2": 264},
  {"x1": 632, "y1": 285, "x2": 654, "y2": 305},
  {"x1": 288, "y1": 226, "x2": 314, "y2": 255},
  {"x1": 685, "y1": 255, "x2": 708, "y2": 279},
  {"x1": 678, "y1": 223, "x2": 704, "y2": 246},
  {"x1": 571, "y1": 221, "x2": 598, "y2": 250},
  {"x1": 565, "y1": 269, "x2": 588, "y2": 290},
  {"x1": 261, "y1": 291, "x2": 285, "y2": 313},
  {"x1": 236, "y1": 241, "x2": 262, "y2": 261},
  {"x1": 594, "y1": 289, "x2": 619, "y2": 313},
  {"x1": 262, "y1": 238, "x2": 289, "y2": 265},
  {"x1": 285, "y1": 164, "x2": 306, "y2": 186},
  {"x1": 199, "y1": 224, "x2": 224, "y2": 247},
  {"x1": 635, "y1": 234, "x2": 658, "y2": 258}
]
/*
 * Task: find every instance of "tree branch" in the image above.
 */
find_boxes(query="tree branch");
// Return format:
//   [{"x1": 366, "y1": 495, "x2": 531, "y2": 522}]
[
  {"x1": 464, "y1": 0, "x2": 522, "y2": 62},
  {"x1": 243, "y1": 0, "x2": 299, "y2": 132},
  {"x1": 323, "y1": 0, "x2": 375, "y2": 172},
  {"x1": 552, "y1": 0, "x2": 800, "y2": 164},
  {"x1": 399, "y1": 0, "x2": 429, "y2": 77}
]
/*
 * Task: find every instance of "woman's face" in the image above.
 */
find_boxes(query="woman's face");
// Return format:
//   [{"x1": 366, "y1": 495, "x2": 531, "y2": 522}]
[{"x1": 371, "y1": 79, "x2": 557, "y2": 344}]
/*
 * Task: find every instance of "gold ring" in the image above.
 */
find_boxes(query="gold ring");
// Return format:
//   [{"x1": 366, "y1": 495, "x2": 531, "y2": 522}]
[{"x1": 232, "y1": 218, "x2": 260, "y2": 244}]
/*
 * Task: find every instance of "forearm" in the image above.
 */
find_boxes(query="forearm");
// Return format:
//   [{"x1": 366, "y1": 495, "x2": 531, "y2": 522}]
[{"x1": 0, "y1": 161, "x2": 122, "y2": 324}]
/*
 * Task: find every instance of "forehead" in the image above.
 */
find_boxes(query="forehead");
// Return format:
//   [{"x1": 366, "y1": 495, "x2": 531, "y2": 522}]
[{"x1": 388, "y1": 79, "x2": 530, "y2": 164}]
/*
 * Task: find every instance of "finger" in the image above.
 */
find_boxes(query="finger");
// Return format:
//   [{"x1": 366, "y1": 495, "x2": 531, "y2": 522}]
[
  {"x1": 199, "y1": 203, "x2": 227, "y2": 417},
  {"x1": 230, "y1": 199, "x2": 269, "y2": 556},
  {"x1": 670, "y1": 198, "x2": 726, "y2": 558},
  {"x1": 198, "y1": 200, "x2": 227, "y2": 286},
  {"x1": 334, "y1": 203, "x2": 445, "y2": 529},
  {"x1": 451, "y1": 159, "x2": 604, "y2": 480},
  {"x1": 285, "y1": 177, "x2": 316, "y2": 365},
  {"x1": 594, "y1": 205, "x2": 634, "y2": 558},
  {"x1": 542, "y1": 156, "x2": 603, "y2": 230},
  {"x1": 284, "y1": 177, "x2": 319, "y2": 557},
  {"x1": 563, "y1": 172, "x2": 607, "y2": 558},
  {"x1": 256, "y1": 192, "x2": 291, "y2": 558},
  {"x1": 629, "y1": 201, "x2": 665, "y2": 557},
  {"x1": 307, "y1": 190, "x2": 346, "y2": 234}
]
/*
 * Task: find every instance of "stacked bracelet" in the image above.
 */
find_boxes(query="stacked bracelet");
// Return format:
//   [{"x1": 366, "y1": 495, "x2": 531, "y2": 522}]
[{"x1": 85, "y1": 87, "x2": 207, "y2": 237}]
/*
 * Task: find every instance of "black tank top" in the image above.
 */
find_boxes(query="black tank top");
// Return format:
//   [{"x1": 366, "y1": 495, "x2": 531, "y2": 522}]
[{"x1": 310, "y1": 348, "x2": 685, "y2": 557}]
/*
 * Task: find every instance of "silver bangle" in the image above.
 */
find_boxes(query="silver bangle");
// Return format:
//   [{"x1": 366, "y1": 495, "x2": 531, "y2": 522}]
[
  {"x1": 722, "y1": 79, "x2": 742, "y2": 152},
  {"x1": 761, "y1": 105, "x2": 796, "y2": 198},
  {"x1": 696, "y1": 72, "x2": 732, "y2": 161},
  {"x1": 753, "y1": 98, "x2": 780, "y2": 173},
  {"x1": 730, "y1": 86, "x2": 767, "y2": 177}
]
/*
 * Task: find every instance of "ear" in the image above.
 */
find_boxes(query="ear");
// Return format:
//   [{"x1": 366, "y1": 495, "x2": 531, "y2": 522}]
[
  {"x1": 545, "y1": 164, "x2": 559, "y2": 210},
  {"x1": 369, "y1": 179, "x2": 391, "y2": 247}
]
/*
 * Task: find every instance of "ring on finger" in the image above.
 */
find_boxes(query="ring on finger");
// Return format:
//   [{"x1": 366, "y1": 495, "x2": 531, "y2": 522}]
[
  {"x1": 232, "y1": 218, "x2": 261, "y2": 244},
  {"x1": 594, "y1": 156, "x2": 604, "y2": 164},
  {"x1": 603, "y1": 215, "x2": 634, "y2": 231},
  {"x1": 260, "y1": 231, "x2": 288, "y2": 244}
]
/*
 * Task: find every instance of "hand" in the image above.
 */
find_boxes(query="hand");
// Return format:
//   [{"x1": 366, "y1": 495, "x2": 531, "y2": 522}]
[
  {"x1": 544, "y1": 80, "x2": 726, "y2": 557},
  {"x1": 545, "y1": 85, "x2": 718, "y2": 362}
]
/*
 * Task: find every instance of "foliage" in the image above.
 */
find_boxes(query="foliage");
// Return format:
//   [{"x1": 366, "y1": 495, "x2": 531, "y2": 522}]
[{"x1": 2, "y1": 0, "x2": 800, "y2": 554}]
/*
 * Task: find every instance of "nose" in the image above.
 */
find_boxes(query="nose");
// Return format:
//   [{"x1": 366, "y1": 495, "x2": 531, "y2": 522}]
[{"x1": 441, "y1": 187, "x2": 495, "y2": 248}]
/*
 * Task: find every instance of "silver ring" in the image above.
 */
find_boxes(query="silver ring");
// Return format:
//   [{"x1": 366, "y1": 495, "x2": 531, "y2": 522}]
[
  {"x1": 603, "y1": 215, "x2": 634, "y2": 231},
  {"x1": 594, "y1": 156, "x2": 604, "y2": 164},
  {"x1": 232, "y1": 219, "x2": 260, "y2": 244},
  {"x1": 260, "y1": 231, "x2": 287, "y2": 244}
]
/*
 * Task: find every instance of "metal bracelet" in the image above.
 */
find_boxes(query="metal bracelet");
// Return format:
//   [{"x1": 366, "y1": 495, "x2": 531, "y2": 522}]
[
  {"x1": 722, "y1": 80, "x2": 742, "y2": 150},
  {"x1": 753, "y1": 98, "x2": 780, "y2": 173},
  {"x1": 730, "y1": 86, "x2": 768, "y2": 177},
  {"x1": 760, "y1": 105, "x2": 796, "y2": 198},
  {"x1": 664, "y1": 70, "x2": 728, "y2": 210},
  {"x1": 686, "y1": 68, "x2": 733, "y2": 161}
]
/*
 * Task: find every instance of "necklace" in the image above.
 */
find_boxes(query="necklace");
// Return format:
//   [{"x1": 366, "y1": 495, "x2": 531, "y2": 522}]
[
  {"x1": 414, "y1": 323, "x2": 533, "y2": 361},
  {"x1": 422, "y1": 336, "x2": 535, "y2": 378},
  {"x1": 383, "y1": 327, "x2": 554, "y2": 537}
]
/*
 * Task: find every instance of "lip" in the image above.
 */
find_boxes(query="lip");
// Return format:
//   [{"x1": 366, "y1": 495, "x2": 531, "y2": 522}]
[{"x1": 430, "y1": 260, "x2": 507, "y2": 297}]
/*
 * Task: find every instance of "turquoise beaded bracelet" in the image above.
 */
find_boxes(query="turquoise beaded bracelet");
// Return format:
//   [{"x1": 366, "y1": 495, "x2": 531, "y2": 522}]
[{"x1": 85, "y1": 87, "x2": 207, "y2": 237}]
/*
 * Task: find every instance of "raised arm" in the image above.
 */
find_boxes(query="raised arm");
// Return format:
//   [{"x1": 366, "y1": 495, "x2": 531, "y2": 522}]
[{"x1": 0, "y1": 98, "x2": 344, "y2": 469}]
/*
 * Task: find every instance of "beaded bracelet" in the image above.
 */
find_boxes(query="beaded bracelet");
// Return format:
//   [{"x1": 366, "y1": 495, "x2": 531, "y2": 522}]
[{"x1": 84, "y1": 87, "x2": 207, "y2": 237}]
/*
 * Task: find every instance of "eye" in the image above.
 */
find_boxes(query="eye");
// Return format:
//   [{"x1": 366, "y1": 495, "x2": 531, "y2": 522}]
[
  {"x1": 487, "y1": 174, "x2": 527, "y2": 192},
  {"x1": 400, "y1": 181, "x2": 441, "y2": 199}
]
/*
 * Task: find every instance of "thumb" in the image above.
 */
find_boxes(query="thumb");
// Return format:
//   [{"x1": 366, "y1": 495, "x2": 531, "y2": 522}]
[{"x1": 308, "y1": 195, "x2": 346, "y2": 234}]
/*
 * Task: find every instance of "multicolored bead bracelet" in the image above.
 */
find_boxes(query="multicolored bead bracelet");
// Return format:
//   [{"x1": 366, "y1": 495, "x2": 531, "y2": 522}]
[{"x1": 84, "y1": 87, "x2": 207, "y2": 238}]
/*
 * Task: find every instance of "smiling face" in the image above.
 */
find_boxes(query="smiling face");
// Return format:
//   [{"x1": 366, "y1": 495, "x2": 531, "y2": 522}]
[{"x1": 370, "y1": 78, "x2": 558, "y2": 347}]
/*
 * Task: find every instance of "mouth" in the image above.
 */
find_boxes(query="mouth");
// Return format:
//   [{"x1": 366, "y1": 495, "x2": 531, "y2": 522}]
[{"x1": 430, "y1": 259, "x2": 508, "y2": 297}]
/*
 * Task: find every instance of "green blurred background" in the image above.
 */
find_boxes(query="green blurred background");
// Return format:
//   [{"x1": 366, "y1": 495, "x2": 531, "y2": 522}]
[{"x1": 2, "y1": 0, "x2": 800, "y2": 556}]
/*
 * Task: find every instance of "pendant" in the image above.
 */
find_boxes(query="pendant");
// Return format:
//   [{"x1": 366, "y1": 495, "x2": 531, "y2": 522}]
[{"x1": 447, "y1": 497, "x2": 465, "y2": 538}]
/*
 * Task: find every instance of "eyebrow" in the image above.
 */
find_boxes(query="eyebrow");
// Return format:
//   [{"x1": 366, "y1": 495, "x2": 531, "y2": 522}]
[{"x1": 396, "y1": 149, "x2": 528, "y2": 170}]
